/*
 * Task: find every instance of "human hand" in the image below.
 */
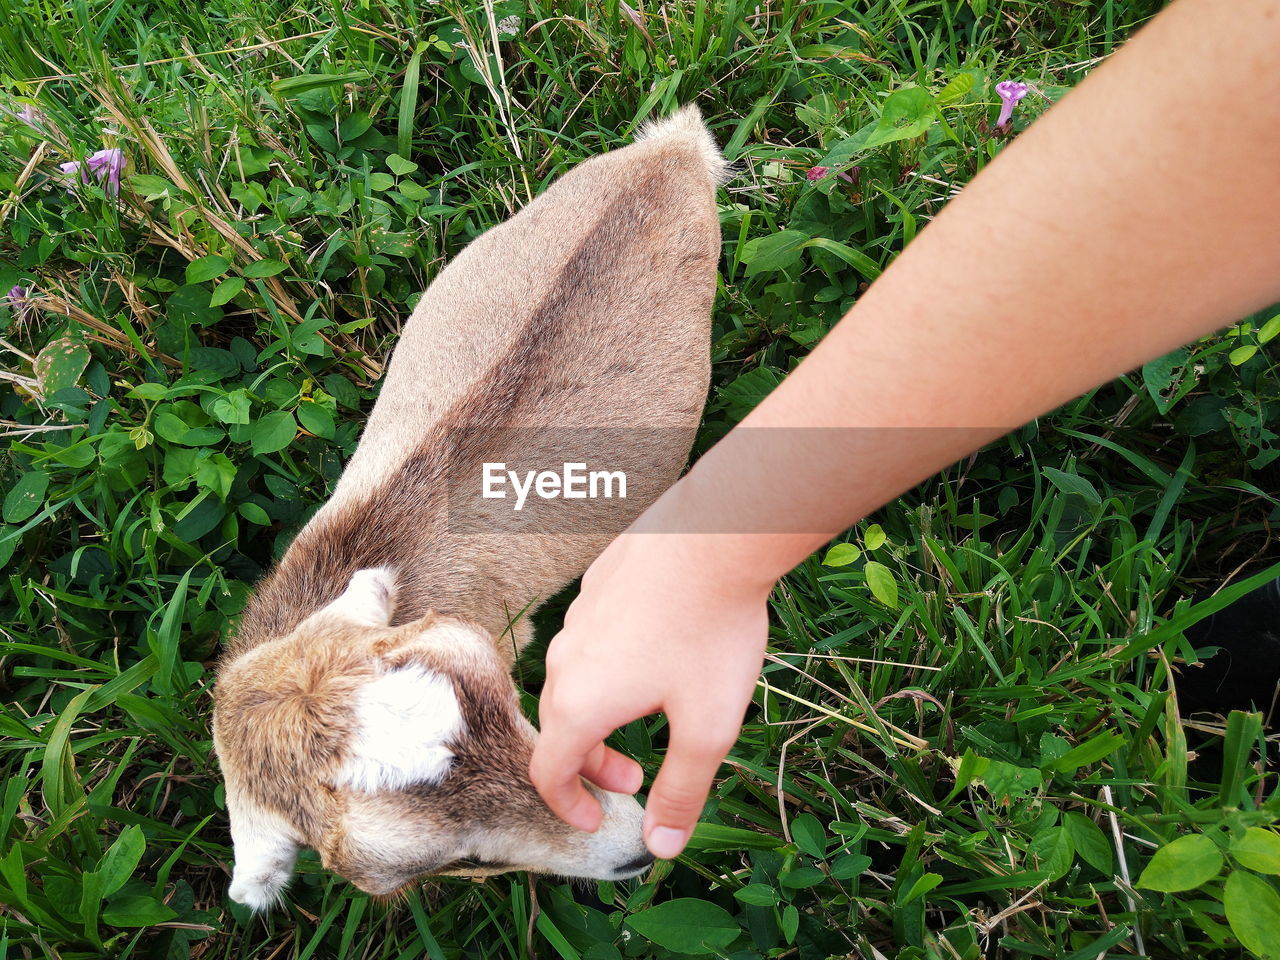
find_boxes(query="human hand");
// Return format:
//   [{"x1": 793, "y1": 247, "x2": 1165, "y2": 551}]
[{"x1": 529, "y1": 530, "x2": 771, "y2": 860}]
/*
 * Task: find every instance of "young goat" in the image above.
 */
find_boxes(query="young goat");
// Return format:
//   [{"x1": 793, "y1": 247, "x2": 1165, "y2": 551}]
[{"x1": 212, "y1": 106, "x2": 725, "y2": 909}]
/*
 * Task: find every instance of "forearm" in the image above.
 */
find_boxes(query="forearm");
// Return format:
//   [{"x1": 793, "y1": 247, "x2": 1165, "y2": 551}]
[{"x1": 640, "y1": 0, "x2": 1280, "y2": 588}]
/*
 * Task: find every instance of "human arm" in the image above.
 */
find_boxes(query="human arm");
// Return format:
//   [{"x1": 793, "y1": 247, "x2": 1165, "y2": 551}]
[{"x1": 529, "y1": 0, "x2": 1280, "y2": 858}]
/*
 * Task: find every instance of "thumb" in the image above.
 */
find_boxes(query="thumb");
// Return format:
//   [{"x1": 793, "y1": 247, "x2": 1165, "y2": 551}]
[{"x1": 643, "y1": 722, "x2": 735, "y2": 860}]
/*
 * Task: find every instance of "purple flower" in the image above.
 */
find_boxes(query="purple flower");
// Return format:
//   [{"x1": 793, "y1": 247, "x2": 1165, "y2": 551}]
[
  {"x1": 6, "y1": 285, "x2": 31, "y2": 322},
  {"x1": 17, "y1": 105, "x2": 41, "y2": 126},
  {"x1": 60, "y1": 147, "x2": 125, "y2": 196},
  {"x1": 995, "y1": 81, "x2": 1029, "y2": 128}
]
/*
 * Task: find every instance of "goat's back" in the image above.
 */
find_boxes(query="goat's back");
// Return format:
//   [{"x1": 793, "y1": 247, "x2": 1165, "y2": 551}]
[{"x1": 229, "y1": 108, "x2": 724, "y2": 656}]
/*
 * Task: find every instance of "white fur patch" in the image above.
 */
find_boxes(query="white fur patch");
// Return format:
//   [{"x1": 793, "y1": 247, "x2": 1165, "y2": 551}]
[
  {"x1": 333, "y1": 665, "x2": 463, "y2": 793},
  {"x1": 321, "y1": 567, "x2": 397, "y2": 627},
  {"x1": 227, "y1": 802, "x2": 301, "y2": 911}
]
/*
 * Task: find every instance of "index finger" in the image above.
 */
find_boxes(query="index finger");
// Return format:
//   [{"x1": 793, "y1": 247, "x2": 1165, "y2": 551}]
[{"x1": 529, "y1": 712, "x2": 616, "y2": 832}]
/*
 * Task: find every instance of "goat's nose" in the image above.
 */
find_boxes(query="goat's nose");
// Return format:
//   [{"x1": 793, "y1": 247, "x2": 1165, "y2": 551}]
[{"x1": 615, "y1": 851, "x2": 655, "y2": 877}]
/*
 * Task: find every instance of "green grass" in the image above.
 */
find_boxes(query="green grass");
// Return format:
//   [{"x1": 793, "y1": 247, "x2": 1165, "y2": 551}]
[{"x1": 3, "y1": 0, "x2": 1280, "y2": 957}]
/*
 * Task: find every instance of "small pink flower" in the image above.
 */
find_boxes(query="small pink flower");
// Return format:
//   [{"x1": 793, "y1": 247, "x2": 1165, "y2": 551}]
[
  {"x1": 807, "y1": 165, "x2": 860, "y2": 184},
  {"x1": 995, "y1": 81, "x2": 1029, "y2": 128},
  {"x1": 17, "y1": 105, "x2": 42, "y2": 126},
  {"x1": 60, "y1": 147, "x2": 126, "y2": 196}
]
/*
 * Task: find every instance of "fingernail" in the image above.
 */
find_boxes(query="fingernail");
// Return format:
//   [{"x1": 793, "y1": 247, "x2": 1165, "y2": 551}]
[{"x1": 647, "y1": 826, "x2": 688, "y2": 860}]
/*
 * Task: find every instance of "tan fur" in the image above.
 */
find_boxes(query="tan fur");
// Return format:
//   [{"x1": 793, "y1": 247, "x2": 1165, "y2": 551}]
[{"x1": 211, "y1": 105, "x2": 723, "y2": 907}]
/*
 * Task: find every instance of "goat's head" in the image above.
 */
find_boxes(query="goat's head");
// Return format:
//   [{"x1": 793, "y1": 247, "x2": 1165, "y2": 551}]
[{"x1": 211, "y1": 568, "x2": 651, "y2": 910}]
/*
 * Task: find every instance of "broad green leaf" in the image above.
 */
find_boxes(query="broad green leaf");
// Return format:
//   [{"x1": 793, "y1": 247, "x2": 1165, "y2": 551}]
[
  {"x1": 398, "y1": 181, "x2": 432, "y2": 201},
  {"x1": 781, "y1": 904, "x2": 799, "y2": 944},
  {"x1": 625, "y1": 899, "x2": 740, "y2": 955},
  {"x1": 338, "y1": 111, "x2": 372, "y2": 141},
  {"x1": 863, "y1": 560, "x2": 898, "y2": 608},
  {"x1": 98, "y1": 825, "x2": 144, "y2": 896},
  {"x1": 977, "y1": 758, "x2": 1042, "y2": 803},
  {"x1": 790, "y1": 813, "x2": 826, "y2": 858},
  {"x1": 371, "y1": 231, "x2": 415, "y2": 258},
  {"x1": 35, "y1": 338, "x2": 90, "y2": 395},
  {"x1": 1230, "y1": 344, "x2": 1259, "y2": 366},
  {"x1": 127, "y1": 174, "x2": 176, "y2": 199},
  {"x1": 1142, "y1": 347, "x2": 1190, "y2": 413},
  {"x1": 1224, "y1": 870, "x2": 1280, "y2": 958},
  {"x1": 0, "y1": 524, "x2": 16, "y2": 569},
  {"x1": 211, "y1": 390, "x2": 252, "y2": 425},
  {"x1": 0, "y1": 843, "x2": 27, "y2": 906},
  {"x1": 1028, "y1": 826, "x2": 1074, "y2": 882},
  {"x1": 186, "y1": 255, "x2": 229, "y2": 284},
  {"x1": 780, "y1": 865, "x2": 825, "y2": 888},
  {"x1": 1064, "y1": 812, "x2": 1113, "y2": 875},
  {"x1": 154, "y1": 411, "x2": 192, "y2": 444},
  {"x1": 1231, "y1": 828, "x2": 1280, "y2": 875},
  {"x1": 156, "y1": 416, "x2": 223, "y2": 448},
  {"x1": 716, "y1": 366, "x2": 783, "y2": 422},
  {"x1": 243, "y1": 259, "x2": 287, "y2": 279},
  {"x1": 239, "y1": 502, "x2": 271, "y2": 526},
  {"x1": 77, "y1": 870, "x2": 103, "y2": 942},
  {"x1": 832, "y1": 853, "x2": 872, "y2": 879},
  {"x1": 101, "y1": 894, "x2": 176, "y2": 927},
  {"x1": 823, "y1": 543, "x2": 861, "y2": 567},
  {"x1": 210, "y1": 276, "x2": 245, "y2": 307},
  {"x1": 864, "y1": 524, "x2": 886, "y2": 551},
  {"x1": 741, "y1": 229, "x2": 810, "y2": 276},
  {"x1": 862, "y1": 87, "x2": 937, "y2": 150},
  {"x1": 128, "y1": 382, "x2": 168, "y2": 401},
  {"x1": 167, "y1": 284, "x2": 223, "y2": 326},
  {"x1": 248, "y1": 411, "x2": 297, "y2": 455},
  {"x1": 937, "y1": 72, "x2": 976, "y2": 104},
  {"x1": 4, "y1": 470, "x2": 49, "y2": 522},
  {"x1": 388, "y1": 154, "x2": 419, "y2": 176},
  {"x1": 195, "y1": 453, "x2": 236, "y2": 500},
  {"x1": 733, "y1": 883, "x2": 777, "y2": 906},
  {"x1": 1259, "y1": 314, "x2": 1280, "y2": 344},
  {"x1": 298, "y1": 402, "x2": 335, "y2": 439},
  {"x1": 816, "y1": 118, "x2": 880, "y2": 168},
  {"x1": 1137, "y1": 833, "x2": 1223, "y2": 893}
]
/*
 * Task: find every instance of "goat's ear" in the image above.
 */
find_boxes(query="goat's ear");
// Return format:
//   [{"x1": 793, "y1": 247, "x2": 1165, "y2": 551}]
[
  {"x1": 225, "y1": 787, "x2": 302, "y2": 911},
  {"x1": 331, "y1": 664, "x2": 463, "y2": 792},
  {"x1": 320, "y1": 567, "x2": 397, "y2": 627}
]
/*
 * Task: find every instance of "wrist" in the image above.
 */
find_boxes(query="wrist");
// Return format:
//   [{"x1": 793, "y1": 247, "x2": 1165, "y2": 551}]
[{"x1": 628, "y1": 476, "x2": 790, "y2": 604}]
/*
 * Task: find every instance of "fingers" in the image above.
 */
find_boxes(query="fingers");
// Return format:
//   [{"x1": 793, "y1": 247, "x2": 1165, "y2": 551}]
[
  {"x1": 580, "y1": 743, "x2": 644, "y2": 795},
  {"x1": 529, "y1": 712, "x2": 617, "y2": 832},
  {"x1": 643, "y1": 722, "x2": 735, "y2": 860}
]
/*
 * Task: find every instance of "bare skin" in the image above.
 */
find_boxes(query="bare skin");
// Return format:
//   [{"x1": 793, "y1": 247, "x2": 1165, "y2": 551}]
[{"x1": 529, "y1": 0, "x2": 1280, "y2": 860}]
